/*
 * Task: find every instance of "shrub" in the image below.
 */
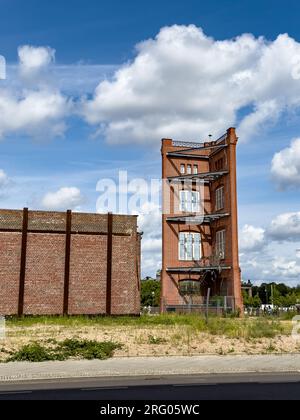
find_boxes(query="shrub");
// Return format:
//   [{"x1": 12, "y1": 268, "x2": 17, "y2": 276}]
[{"x1": 6, "y1": 339, "x2": 122, "y2": 362}]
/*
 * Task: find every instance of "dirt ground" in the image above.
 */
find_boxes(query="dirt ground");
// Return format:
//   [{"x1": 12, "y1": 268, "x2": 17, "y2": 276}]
[{"x1": 1, "y1": 322, "x2": 300, "y2": 361}]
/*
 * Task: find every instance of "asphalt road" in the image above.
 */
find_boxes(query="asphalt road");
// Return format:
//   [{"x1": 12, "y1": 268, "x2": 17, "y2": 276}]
[{"x1": 0, "y1": 373, "x2": 299, "y2": 400}]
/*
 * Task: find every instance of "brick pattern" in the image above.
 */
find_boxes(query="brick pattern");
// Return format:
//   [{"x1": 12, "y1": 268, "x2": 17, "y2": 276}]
[
  {"x1": 0, "y1": 210, "x2": 140, "y2": 315},
  {"x1": 0, "y1": 233, "x2": 21, "y2": 314},
  {"x1": 161, "y1": 128, "x2": 243, "y2": 311}
]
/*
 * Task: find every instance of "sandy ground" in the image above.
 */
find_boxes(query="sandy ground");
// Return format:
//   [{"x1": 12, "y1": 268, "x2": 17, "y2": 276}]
[{"x1": 1, "y1": 322, "x2": 300, "y2": 360}]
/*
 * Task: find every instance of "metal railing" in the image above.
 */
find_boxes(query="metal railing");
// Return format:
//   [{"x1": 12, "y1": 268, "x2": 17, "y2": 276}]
[{"x1": 163, "y1": 296, "x2": 235, "y2": 314}]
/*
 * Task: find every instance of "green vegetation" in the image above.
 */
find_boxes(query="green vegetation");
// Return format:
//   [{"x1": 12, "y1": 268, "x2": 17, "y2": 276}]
[
  {"x1": 6, "y1": 339, "x2": 122, "y2": 362},
  {"x1": 148, "y1": 334, "x2": 167, "y2": 344},
  {"x1": 141, "y1": 279, "x2": 161, "y2": 307},
  {"x1": 242, "y1": 291, "x2": 262, "y2": 308},
  {"x1": 249, "y1": 282, "x2": 300, "y2": 306},
  {"x1": 6, "y1": 314, "x2": 289, "y2": 339}
]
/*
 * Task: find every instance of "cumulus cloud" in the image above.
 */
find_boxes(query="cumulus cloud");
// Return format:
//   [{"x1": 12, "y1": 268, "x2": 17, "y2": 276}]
[
  {"x1": 136, "y1": 202, "x2": 162, "y2": 277},
  {"x1": 82, "y1": 25, "x2": 300, "y2": 144},
  {"x1": 0, "y1": 45, "x2": 71, "y2": 139},
  {"x1": 41, "y1": 187, "x2": 84, "y2": 210},
  {"x1": 271, "y1": 138, "x2": 300, "y2": 189},
  {"x1": 267, "y1": 212, "x2": 300, "y2": 241},
  {"x1": 240, "y1": 252, "x2": 300, "y2": 283},
  {"x1": 18, "y1": 45, "x2": 55, "y2": 79},
  {"x1": 239, "y1": 224, "x2": 266, "y2": 252}
]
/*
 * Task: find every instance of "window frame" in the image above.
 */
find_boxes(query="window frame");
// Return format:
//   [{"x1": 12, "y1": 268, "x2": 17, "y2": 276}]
[
  {"x1": 178, "y1": 231, "x2": 202, "y2": 261},
  {"x1": 215, "y1": 229, "x2": 226, "y2": 259},
  {"x1": 215, "y1": 186, "x2": 224, "y2": 211},
  {"x1": 179, "y1": 190, "x2": 200, "y2": 213},
  {"x1": 179, "y1": 279, "x2": 201, "y2": 295},
  {"x1": 180, "y1": 164, "x2": 185, "y2": 174}
]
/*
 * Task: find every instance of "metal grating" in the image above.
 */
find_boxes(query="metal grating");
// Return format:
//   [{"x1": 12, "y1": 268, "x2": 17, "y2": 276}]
[{"x1": 172, "y1": 140, "x2": 204, "y2": 148}]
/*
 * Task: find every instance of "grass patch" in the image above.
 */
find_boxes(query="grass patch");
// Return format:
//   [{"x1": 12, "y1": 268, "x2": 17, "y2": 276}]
[
  {"x1": 204, "y1": 318, "x2": 285, "y2": 339},
  {"x1": 6, "y1": 339, "x2": 122, "y2": 362},
  {"x1": 5, "y1": 314, "x2": 289, "y2": 340},
  {"x1": 148, "y1": 335, "x2": 167, "y2": 345}
]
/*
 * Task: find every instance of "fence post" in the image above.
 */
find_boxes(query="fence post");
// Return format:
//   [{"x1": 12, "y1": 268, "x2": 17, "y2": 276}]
[
  {"x1": 205, "y1": 288, "x2": 211, "y2": 324},
  {"x1": 18, "y1": 207, "x2": 28, "y2": 316},
  {"x1": 106, "y1": 212, "x2": 113, "y2": 315},
  {"x1": 63, "y1": 209, "x2": 72, "y2": 315}
]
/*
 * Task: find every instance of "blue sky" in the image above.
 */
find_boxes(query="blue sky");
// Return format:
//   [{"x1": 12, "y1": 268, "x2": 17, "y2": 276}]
[{"x1": 1, "y1": 0, "x2": 300, "y2": 283}]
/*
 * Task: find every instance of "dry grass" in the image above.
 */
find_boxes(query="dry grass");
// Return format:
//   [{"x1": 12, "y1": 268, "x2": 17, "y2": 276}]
[{"x1": 0, "y1": 315, "x2": 299, "y2": 361}]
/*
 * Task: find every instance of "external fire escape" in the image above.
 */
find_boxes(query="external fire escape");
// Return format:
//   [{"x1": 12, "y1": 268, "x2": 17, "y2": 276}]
[{"x1": 165, "y1": 133, "x2": 231, "y2": 280}]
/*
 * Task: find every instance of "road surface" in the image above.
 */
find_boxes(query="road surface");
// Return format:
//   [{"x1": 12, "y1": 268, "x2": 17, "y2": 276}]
[{"x1": 0, "y1": 372, "x2": 299, "y2": 400}]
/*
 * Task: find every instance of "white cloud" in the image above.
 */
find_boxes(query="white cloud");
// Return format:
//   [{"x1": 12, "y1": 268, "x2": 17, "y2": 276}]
[
  {"x1": 41, "y1": 187, "x2": 84, "y2": 210},
  {"x1": 271, "y1": 138, "x2": 300, "y2": 189},
  {"x1": 18, "y1": 45, "x2": 55, "y2": 79},
  {"x1": 267, "y1": 211, "x2": 300, "y2": 241},
  {"x1": 82, "y1": 25, "x2": 300, "y2": 144},
  {"x1": 136, "y1": 202, "x2": 162, "y2": 277},
  {"x1": 239, "y1": 224, "x2": 266, "y2": 251},
  {"x1": 0, "y1": 45, "x2": 71, "y2": 140},
  {"x1": 0, "y1": 89, "x2": 71, "y2": 139},
  {"x1": 0, "y1": 169, "x2": 9, "y2": 188}
]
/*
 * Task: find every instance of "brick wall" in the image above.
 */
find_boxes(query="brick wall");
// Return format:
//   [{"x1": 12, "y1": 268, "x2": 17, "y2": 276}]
[
  {"x1": 0, "y1": 209, "x2": 141, "y2": 316},
  {"x1": 161, "y1": 128, "x2": 243, "y2": 312}
]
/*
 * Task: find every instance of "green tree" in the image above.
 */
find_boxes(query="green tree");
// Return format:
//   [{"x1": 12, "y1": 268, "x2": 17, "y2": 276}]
[{"x1": 141, "y1": 280, "x2": 161, "y2": 307}]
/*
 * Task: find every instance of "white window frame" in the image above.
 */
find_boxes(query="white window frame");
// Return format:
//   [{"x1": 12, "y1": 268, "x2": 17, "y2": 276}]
[
  {"x1": 179, "y1": 190, "x2": 200, "y2": 213},
  {"x1": 187, "y1": 164, "x2": 192, "y2": 174},
  {"x1": 193, "y1": 164, "x2": 198, "y2": 174},
  {"x1": 179, "y1": 232, "x2": 202, "y2": 261},
  {"x1": 180, "y1": 164, "x2": 185, "y2": 174},
  {"x1": 215, "y1": 186, "x2": 224, "y2": 211},
  {"x1": 216, "y1": 229, "x2": 225, "y2": 259}
]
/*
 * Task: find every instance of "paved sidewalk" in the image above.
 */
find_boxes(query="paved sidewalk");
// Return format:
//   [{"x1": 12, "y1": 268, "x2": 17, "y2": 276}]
[{"x1": 0, "y1": 354, "x2": 300, "y2": 382}]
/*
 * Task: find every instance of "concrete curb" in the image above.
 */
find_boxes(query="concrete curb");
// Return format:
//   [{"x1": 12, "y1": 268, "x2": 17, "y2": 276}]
[{"x1": 0, "y1": 354, "x2": 300, "y2": 382}]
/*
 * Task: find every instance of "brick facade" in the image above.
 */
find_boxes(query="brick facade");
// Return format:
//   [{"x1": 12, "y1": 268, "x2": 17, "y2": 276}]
[
  {"x1": 0, "y1": 209, "x2": 141, "y2": 316},
  {"x1": 161, "y1": 127, "x2": 243, "y2": 312}
]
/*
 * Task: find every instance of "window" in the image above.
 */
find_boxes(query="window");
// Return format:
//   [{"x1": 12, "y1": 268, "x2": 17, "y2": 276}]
[
  {"x1": 180, "y1": 190, "x2": 200, "y2": 212},
  {"x1": 187, "y1": 164, "x2": 192, "y2": 174},
  {"x1": 179, "y1": 280, "x2": 201, "y2": 295},
  {"x1": 215, "y1": 186, "x2": 224, "y2": 210},
  {"x1": 179, "y1": 232, "x2": 201, "y2": 261},
  {"x1": 180, "y1": 164, "x2": 185, "y2": 174},
  {"x1": 216, "y1": 229, "x2": 225, "y2": 259},
  {"x1": 193, "y1": 165, "x2": 198, "y2": 174}
]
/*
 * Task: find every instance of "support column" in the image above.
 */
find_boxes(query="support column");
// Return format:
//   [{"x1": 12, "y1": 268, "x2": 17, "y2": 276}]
[
  {"x1": 63, "y1": 209, "x2": 72, "y2": 315},
  {"x1": 18, "y1": 207, "x2": 28, "y2": 316},
  {"x1": 106, "y1": 212, "x2": 113, "y2": 315}
]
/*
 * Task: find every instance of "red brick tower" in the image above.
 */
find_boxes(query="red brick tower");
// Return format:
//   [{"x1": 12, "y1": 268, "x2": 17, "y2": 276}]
[{"x1": 161, "y1": 127, "x2": 243, "y2": 314}]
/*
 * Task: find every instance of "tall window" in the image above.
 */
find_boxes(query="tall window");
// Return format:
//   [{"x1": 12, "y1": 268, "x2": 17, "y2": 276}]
[
  {"x1": 180, "y1": 190, "x2": 200, "y2": 212},
  {"x1": 179, "y1": 232, "x2": 201, "y2": 261},
  {"x1": 216, "y1": 229, "x2": 225, "y2": 259},
  {"x1": 180, "y1": 164, "x2": 185, "y2": 174},
  {"x1": 215, "y1": 186, "x2": 224, "y2": 210},
  {"x1": 193, "y1": 164, "x2": 198, "y2": 174},
  {"x1": 187, "y1": 164, "x2": 192, "y2": 174}
]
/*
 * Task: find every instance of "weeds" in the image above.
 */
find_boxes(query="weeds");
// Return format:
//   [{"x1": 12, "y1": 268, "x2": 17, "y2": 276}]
[
  {"x1": 6, "y1": 339, "x2": 122, "y2": 362},
  {"x1": 148, "y1": 335, "x2": 167, "y2": 345}
]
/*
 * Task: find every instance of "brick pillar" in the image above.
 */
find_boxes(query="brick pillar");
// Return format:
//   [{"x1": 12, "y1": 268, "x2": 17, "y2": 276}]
[{"x1": 226, "y1": 128, "x2": 243, "y2": 314}]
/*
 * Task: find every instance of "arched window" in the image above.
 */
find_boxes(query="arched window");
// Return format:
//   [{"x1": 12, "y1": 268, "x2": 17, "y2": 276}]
[
  {"x1": 179, "y1": 232, "x2": 201, "y2": 261},
  {"x1": 179, "y1": 280, "x2": 201, "y2": 295}
]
